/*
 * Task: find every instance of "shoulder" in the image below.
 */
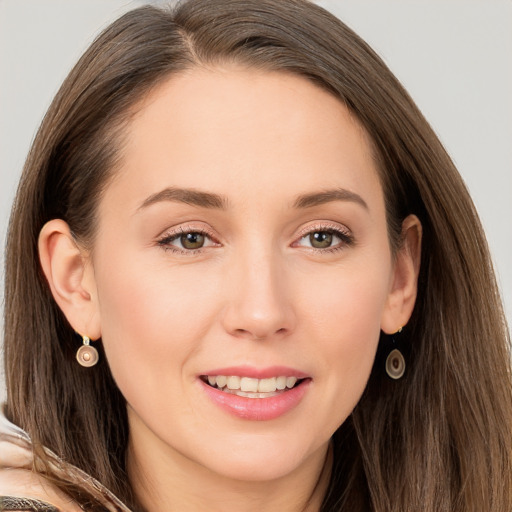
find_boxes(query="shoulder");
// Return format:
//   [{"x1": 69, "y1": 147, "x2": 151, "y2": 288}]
[
  {"x1": 0, "y1": 407, "x2": 132, "y2": 512},
  {"x1": 0, "y1": 408, "x2": 82, "y2": 512},
  {"x1": 0, "y1": 467, "x2": 83, "y2": 511}
]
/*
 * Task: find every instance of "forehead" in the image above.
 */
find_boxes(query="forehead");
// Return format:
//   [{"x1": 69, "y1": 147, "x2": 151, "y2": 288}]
[{"x1": 106, "y1": 66, "x2": 383, "y2": 213}]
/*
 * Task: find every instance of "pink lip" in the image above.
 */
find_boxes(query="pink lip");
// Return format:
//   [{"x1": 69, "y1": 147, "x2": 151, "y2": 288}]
[
  {"x1": 199, "y1": 377, "x2": 311, "y2": 422},
  {"x1": 201, "y1": 365, "x2": 309, "y2": 380}
]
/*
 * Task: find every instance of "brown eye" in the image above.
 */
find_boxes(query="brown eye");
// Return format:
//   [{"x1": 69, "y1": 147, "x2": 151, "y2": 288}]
[
  {"x1": 309, "y1": 231, "x2": 333, "y2": 249},
  {"x1": 295, "y1": 226, "x2": 353, "y2": 252},
  {"x1": 180, "y1": 232, "x2": 205, "y2": 249},
  {"x1": 158, "y1": 228, "x2": 218, "y2": 253}
]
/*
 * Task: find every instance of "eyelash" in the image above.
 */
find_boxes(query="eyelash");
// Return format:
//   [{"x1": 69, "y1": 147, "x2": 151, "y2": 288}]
[
  {"x1": 156, "y1": 223, "x2": 354, "y2": 255},
  {"x1": 157, "y1": 226, "x2": 218, "y2": 255},
  {"x1": 294, "y1": 223, "x2": 355, "y2": 253}
]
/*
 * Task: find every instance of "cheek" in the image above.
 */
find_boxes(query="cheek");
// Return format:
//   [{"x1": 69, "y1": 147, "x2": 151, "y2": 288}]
[
  {"x1": 93, "y1": 254, "x2": 222, "y2": 391},
  {"x1": 299, "y1": 257, "x2": 389, "y2": 345},
  {"x1": 298, "y1": 261, "x2": 389, "y2": 421}
]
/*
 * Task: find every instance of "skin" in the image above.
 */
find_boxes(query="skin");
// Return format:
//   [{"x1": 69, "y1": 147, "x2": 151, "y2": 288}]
[{"x1": 39, "y1": 66, "x2": 421, "y2": 511}]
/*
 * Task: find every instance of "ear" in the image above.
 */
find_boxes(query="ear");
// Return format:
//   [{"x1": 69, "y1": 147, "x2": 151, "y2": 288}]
[
  {"x1": 38, "y1": 219, "x2": 101, "y2": 340},
  {"x1": 380, "y1": 214, "x2": 422, "y2": 334}
]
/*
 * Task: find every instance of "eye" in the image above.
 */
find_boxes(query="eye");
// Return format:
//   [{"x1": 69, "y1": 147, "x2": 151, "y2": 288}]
[
  {"x1": 307, "y1": 231, "x2": 335, "y2": 249},
  {"x1": 295, "y1": 225, "x2": 353, "y2": 251},
  {"x1": 179, "y1": 232, "x2": 206, "y2": 250},
  {"x1": 157, "y1": 227, "x2": 218, "y2": 253}
]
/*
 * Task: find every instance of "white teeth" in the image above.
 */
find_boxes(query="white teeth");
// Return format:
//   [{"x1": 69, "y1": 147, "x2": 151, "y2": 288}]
[
  {"x1": 215, "y1": 375, "x2": 227, "y2": 388},
  {"x1": 205, "y1": 374, "x2": 303, "y2": 394},
  {"x1": 240, "y1": 377, "x2": 259, "y2": 392},
  {"x1": 222, "y1": 388, "x2": 281, "y2": 399},
  {"x1": 286, "y1": 377, "x2": 297, "y2": 389},
  {"x1": 276, "y1": 376, "x2": 287, "y2": 390},
  {"x1": 226, "y1": 376, "x2": 241, "y2": 390},
  {"x1": 258, "y1": 377, "x2": 276, "y2": 393}
]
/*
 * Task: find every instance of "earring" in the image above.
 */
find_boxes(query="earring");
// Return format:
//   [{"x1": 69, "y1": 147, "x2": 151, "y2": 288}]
[
  {"x1": 76, "y1": 335, "x2": 99, "y2": 367},
  {"x1": 385, "y1": 327, "x2": 405, "y2": 380}
]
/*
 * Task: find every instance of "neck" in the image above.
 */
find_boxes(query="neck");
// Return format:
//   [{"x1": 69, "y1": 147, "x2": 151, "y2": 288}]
[{"x1": 126, "y1": 414, "x2": 332, "y2": 512}]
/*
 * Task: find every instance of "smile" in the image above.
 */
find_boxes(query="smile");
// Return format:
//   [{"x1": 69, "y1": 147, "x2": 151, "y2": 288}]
[
  {"x1": 199, "y1": 368, "x2": 311, "y2": 421},
  {"x1": 201, "y1": 375, "x2": 302, "y2": 398}
]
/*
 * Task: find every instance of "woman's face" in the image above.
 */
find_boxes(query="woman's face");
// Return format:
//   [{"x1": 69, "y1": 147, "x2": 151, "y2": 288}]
[{"x1": 86, "y1": 67, "x2": 405, "y2": 481}]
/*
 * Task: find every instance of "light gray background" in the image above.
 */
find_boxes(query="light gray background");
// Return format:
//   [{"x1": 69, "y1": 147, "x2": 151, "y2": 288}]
[{"x1": 1, "y1": 1, "x2": 511, "y2": 402}]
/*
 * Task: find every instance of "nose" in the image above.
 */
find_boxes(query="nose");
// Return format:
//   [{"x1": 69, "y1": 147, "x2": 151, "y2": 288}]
[{"x1": 221, "y1": 248, "x2": 296, "y2": 341}]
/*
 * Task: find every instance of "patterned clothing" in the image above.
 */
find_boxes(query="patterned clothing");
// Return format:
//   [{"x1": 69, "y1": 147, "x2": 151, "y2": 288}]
[
  {"x1": 0, "y1": 406, "x2": 132, "y2": 512},
  {"x1": 0, "y1": 496, "x2": 59, "y2": 511}
]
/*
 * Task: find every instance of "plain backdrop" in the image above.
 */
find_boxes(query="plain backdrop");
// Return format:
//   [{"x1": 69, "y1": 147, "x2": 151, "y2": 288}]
[{"x1": 1, "y1": 0, "x2": 511, "y2": 401}]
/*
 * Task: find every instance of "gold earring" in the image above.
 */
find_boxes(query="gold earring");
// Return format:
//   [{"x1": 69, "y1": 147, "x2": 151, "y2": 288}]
[
  {"x1": 76, "y1": 335, "x2": 99, "y2": 367},
  {"x1": 385, "y1": 327, "x2": 405, "y2": 380}
]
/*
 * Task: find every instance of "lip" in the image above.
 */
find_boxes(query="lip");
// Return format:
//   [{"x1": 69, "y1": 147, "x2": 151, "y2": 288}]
[
  {"x1": 199, "y1": 369, "x2": 311, "y2": 421},
  {"x1": 201, "y1": 365, "x2": 310, "y2": 380}
]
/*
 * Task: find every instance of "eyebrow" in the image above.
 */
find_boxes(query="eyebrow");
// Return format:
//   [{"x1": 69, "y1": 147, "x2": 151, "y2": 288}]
[
  {"x1": 138, "y1": 187, "x2": 229, "y2": 211},
  {"x1": 293, "y1": 188, "x2": 368, "y2": 210},
  {"x1": 137, "y1": 186, "x2": 368, "y2": 212}
]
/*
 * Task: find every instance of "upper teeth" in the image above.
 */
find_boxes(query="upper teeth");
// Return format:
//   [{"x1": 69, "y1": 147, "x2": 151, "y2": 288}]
[{"x1": 206, "y1": 375, "x2": 298, "y2": 393}]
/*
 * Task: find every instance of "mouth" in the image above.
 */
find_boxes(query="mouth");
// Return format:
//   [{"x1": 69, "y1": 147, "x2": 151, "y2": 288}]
[
  {"x1": 200, "y1": 375, "x2": 306, "y2": 399},
  {"x1": 199, "y1": 369, "x2": 311, "y2": 420}
]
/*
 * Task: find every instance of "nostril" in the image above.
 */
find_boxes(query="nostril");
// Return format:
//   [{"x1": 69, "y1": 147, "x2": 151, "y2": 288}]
[
  {"x1": 233, "y1": 329, "x2": 267, "y2": 341},
  {"x1": 232, "y1": 327, "x2": 288, "y2": 341}
]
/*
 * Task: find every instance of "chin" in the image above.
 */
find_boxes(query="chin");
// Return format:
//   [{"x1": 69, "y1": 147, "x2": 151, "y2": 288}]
[
  {"x1": 196, "y1": 435, "x2": 324, "y2": 483},
  {"x1": 208, "y1": 455, "x2": 304, "y2": 483}
]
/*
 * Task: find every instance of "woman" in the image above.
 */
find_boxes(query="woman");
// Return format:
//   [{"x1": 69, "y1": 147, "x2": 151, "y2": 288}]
[{"x1": 1, "y1": 0, "x2": 511, "y2": 510}]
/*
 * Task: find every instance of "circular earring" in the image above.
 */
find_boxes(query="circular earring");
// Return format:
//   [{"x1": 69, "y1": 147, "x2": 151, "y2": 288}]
[
  {"x1": 385, "y1": 327, "x2": 405, "y2": 380},
  {"x1": 76, "y1": 335, "x2": 99, "y2": 367}
]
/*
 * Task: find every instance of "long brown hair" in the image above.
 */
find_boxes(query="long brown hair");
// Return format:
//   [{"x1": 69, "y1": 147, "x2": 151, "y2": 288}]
[{"x1": 4, "y1": 1, "x2": 511, "y2": 510}]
